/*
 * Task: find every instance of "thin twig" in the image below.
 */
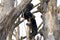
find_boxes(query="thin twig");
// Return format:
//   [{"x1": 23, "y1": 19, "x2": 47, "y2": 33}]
[
  {"x1": 33, "y1": 2, "x2": 41, "y2": 8},
  {"x1": 38, "y1": 22, "x2": 43, "y2": 30}
]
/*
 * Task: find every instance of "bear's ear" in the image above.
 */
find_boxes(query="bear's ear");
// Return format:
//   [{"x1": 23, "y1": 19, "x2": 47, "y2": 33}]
[{"x1": 26, "y1": 3, "x2": 33, "y2": 11}]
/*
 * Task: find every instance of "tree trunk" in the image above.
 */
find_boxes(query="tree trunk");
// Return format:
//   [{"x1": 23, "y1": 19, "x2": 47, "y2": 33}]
[
  {"x1": 40, "y1": 0, "x2": 60, "y2": 40},
  {"x1": 0, "y1": 0, "x2": 14, "y2": 40},
  {"x1": 26, "y1": 23, "x2": 30, "y2": 40},
  {"x1": 0, "y1": 0, "x2": 32, "y2": 40}
]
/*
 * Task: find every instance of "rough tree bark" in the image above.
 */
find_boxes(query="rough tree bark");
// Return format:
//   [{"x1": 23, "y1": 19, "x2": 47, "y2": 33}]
[
  {"x1": 0, "y1": 0, "x2": 14, "y2": 40},
  {"x1": 40, "y1": 0, "x2": 60, "y2": 40}
]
